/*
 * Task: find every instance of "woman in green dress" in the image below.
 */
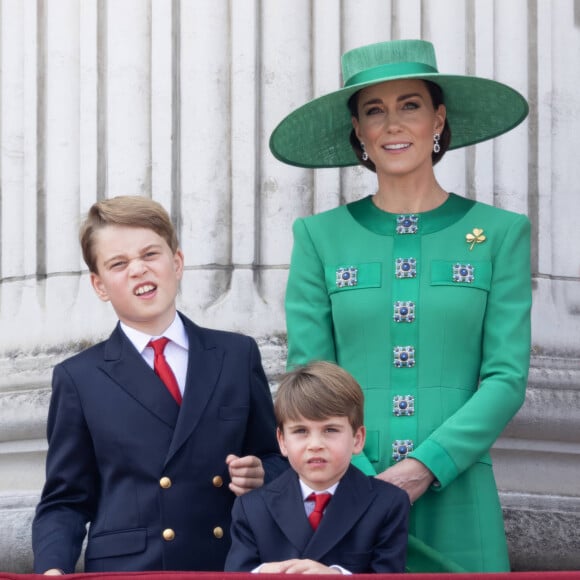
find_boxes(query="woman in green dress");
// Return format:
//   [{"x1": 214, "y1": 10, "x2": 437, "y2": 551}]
[{"x1": 271, "y1": 39, "x2": 531, "y2": 572}]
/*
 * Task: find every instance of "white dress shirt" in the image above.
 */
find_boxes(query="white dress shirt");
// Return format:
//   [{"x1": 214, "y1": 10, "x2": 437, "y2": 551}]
[
  {"x1": 299, "y1": 480, "x2": 339, "y2": 517},
  {"x1": 120, "y1": 313, "x2": 189, "y2": 397}
]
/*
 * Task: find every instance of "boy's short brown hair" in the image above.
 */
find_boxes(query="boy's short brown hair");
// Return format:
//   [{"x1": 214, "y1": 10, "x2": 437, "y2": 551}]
[
  {"x1": 80, "y1": 195, "x2": 179, "y2": 273},
  {"x1": 275, "y1": 361, "x2": 364, "y2": 432}
]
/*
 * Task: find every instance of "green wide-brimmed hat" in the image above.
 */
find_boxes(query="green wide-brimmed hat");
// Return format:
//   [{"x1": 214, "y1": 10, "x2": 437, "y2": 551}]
[{"x1": 269, "y1": 39, "x2": 529, "y2": 168}]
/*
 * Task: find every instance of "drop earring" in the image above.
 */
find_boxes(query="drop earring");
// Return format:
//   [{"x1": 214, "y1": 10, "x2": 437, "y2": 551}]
[
  {"x1": 433, "y1": 133, "x2": 441, "y2": 154},
  {"x1": 361, "y1": 142, "x2": 369, "y2": 161}
]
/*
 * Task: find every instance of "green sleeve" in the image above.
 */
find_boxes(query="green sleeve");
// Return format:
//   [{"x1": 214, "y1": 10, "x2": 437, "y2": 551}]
[
  {"x1": 410, "y1": 214, "x2": 532, "y2": 489},
  {"x1": 285, "y1": 218, "x2": 337, "y2": 368}
]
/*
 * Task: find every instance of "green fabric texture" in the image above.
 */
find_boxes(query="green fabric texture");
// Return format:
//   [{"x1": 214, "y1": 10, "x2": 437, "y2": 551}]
[
  {"x1": 285, "y1": 194, "x2": 532, "y2": 572},
  {"x1": 406, "y1": 535, "x2": 467, "y2": 573}
]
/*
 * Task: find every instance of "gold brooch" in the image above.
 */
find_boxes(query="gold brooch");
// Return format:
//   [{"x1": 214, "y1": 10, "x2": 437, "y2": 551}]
[{"x1": 466, "y1": 228, "x2": 486, "y2": 251}]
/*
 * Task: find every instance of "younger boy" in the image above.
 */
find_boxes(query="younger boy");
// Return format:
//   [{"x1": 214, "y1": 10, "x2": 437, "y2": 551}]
[
  {"x1": 224, "y1": 361, "x2": 410, "y2": 574},
  {"x1": 32, "y1": 195, "x2": 286, "y2": 573}
]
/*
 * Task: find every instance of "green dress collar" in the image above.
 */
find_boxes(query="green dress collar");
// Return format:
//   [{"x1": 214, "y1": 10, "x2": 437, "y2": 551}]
[{"x1": 347, "y1": 192, "x2": 475, "y2": 236}]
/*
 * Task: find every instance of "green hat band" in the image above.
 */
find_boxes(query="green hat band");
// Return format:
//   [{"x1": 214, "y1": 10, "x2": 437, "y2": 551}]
[{"x1": 346, "y1": 62, "x2": 438, "y2": 87}]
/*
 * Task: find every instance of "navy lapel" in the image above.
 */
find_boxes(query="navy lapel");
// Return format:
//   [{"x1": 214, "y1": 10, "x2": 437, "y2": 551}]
[
  {"x1": 265, "y1": 469, "x2": 313, "y2": 553},
  {"x1": 99, "y1": 324, "x2": 179, "y2": 428},
  {"x1": 304, "y1": 466, "x2": 376, "y2": 560},
  {"x1": 165, "y1": 314, "x2": 223, "y2": 465}
]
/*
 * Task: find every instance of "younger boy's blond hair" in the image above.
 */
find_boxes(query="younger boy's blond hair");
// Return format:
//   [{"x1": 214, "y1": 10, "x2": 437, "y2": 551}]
[
  {"x1": 275, "y1": 361, "x2": 364, "y2": 433},
  {"x1": 80, "y1": 195, "x2": 179, "y2": 273}
]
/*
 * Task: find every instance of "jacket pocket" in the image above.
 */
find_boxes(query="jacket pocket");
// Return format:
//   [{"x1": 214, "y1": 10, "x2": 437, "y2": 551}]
[
  {"x1": 325, "y1": 262, "x2": 381, "y2": 295},
  {"x1": 86, "y1": 528, "x2": 147, "y2": 560},
  {"x1": 362, "y1": 430, "x2": 380, "y2": 463},
  {"x1": 431, "y1": 260, "x2": 492, "y2": 291}
]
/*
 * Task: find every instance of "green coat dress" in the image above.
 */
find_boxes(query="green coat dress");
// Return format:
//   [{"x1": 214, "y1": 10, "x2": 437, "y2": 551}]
[{"x1": 285, "y1": 193, "x2": 531, "y2": 573}]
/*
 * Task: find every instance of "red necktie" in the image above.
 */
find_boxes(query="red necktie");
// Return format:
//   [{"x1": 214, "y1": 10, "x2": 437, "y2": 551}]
[
  {"x1": 148, "y1": 337, "x2": 182, "y2": 405},
  {"x1": 307, "y1": 492, "x2": 332, "y2": 530}
]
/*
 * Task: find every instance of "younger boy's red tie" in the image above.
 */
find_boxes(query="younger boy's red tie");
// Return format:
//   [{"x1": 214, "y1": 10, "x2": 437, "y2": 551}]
[
  {"x1": 148, "y1": 337, "x2": 182, "y2": 405},
  {"x1": 307, "y1": 492, "x2": 332, "y2": 530}
]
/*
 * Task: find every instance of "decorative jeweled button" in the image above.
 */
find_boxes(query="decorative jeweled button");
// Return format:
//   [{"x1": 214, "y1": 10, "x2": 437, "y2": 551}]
[
  {"x1": 393, "y1": 346, "x2": 415, "y2": 368},
  {"x1": 395, "y1": 258, "x2": 416, "y2": 278},
  {"x1": 163, "y1": 528, "x2": 175, "y2": 541},
  {"x1": 336, "y1": 266, "x2": 358, "y2": 288},
  {"x1": 159, "y1": 476, "x2": 172, "y2": 489},
  {"x1": 396, "y1": 214, "x2": 418, "y2": 234},
  {"x1": 393, "y1": 301, "x2": 415, "y2": 323},
  {"x1": 392, "y1": 439, "x2": 414, "y2": 462},
  {"x1": 453, "y1": 263, "x2": 474, "y2": 283},
  {"x1": 212, "y1": 476, "x2": 223, "y2": 488},
  {"x1": 393, "y1": 395, "x2": 415, "y2": 416}
]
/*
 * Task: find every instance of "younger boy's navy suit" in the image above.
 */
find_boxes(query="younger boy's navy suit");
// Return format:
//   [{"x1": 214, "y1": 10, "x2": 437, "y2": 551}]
[
  {"x1": 32, "y1": 312, "x2": 286, "y2": 573},
  {"x1": 225, "y1": 464, "x2": 409, "y2": 573}
]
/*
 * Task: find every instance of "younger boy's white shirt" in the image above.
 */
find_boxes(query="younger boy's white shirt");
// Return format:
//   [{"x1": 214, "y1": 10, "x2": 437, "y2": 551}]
[
  {"x1": 299, "y1": 480, "x2": 339, "y2": 516},
  {"x1": 120, "y1": 313, "x2": 189, "y2": 396}
]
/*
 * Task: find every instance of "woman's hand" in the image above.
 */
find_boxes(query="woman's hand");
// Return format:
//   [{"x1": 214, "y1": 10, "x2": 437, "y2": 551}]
[{"x1": 376, "y1": 458, "x2": 435, "y2": 504}]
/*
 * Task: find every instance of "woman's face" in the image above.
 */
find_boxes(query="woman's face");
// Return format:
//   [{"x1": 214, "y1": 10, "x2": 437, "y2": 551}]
[{"x1": 352, "y1": 79, "x2": 446, "y2": 178}]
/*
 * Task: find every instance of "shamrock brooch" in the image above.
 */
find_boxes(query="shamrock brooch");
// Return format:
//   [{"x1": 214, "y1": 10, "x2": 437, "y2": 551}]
[{"x1": 466, "y1": 228, "x2": 486, "y2": 251}]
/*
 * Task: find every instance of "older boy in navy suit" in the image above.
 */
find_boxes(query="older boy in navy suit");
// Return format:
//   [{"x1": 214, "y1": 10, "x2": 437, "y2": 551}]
[
  {"x1": 225, "y1": 361, "x2": 409, "y2": 574},
  {"x1": 32, "y1": 196, "x2": 286, "y2": 573}
]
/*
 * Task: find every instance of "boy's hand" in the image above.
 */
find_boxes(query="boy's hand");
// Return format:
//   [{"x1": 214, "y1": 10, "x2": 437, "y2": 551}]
[
  {"x1": 259, "y1": 559, "x2": 342, "y2": 574},
  {"x1": 43, "y1": 570, "x2": 64, "y2": 575},
  {"x1": 226, "y1": 454, "x2": 265, "y2": 496}
]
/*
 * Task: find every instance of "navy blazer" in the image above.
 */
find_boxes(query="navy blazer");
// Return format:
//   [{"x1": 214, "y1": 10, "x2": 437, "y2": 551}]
[
  {"x1": 32, "y1": 313, "x2": 286, "y2": 573},
  {"x1": 225, "y1": 464, "x2": 410, "y2": 573}
]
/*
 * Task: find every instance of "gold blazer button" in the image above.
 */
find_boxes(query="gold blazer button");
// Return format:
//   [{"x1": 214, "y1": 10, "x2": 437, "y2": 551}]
[
  {"x1": 212, "y1": 475, "x2": 223, "y2": 488},
  {"x1": 213, "y1": 526, "x2": 224, "y2": 539},
  {"x1": 159, "y1": 476, "x2": 172, "y2": 489},
  {"x1": 162, "y1": 528, "x2": 175, "y2": 541}
]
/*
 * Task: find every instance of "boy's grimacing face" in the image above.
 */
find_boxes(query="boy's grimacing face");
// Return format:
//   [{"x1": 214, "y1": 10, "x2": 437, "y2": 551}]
[
  {"x1": 89, "y1": 225, "x2": 184, "y2": 336},
  {"x1": 277, "y1": 415, "x2": 365, "y2": 491}
]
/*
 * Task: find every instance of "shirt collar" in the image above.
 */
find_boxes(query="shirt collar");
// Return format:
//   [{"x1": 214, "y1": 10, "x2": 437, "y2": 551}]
[
  {"x1": 299, "y1": 479, "x2": 339, "y2": 501},
  {"x1": 120, "y1": 312, "x2": 189, "y2": 354}
]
